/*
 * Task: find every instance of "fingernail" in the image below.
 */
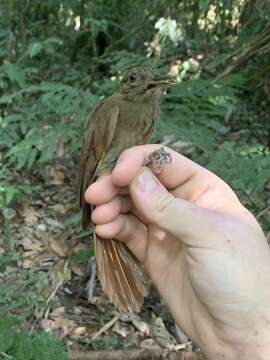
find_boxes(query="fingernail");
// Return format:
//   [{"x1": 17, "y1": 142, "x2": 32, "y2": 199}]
[{"x1": 138, "y1": 169, "x2": 158, "y2": 192}]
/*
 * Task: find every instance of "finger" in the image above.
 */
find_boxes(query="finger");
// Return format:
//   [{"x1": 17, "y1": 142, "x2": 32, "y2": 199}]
[
  {"x1": 129, "y1": 167, "x2": 227, "y2": 247},
  {"x1": 91, "y1": 195, "x2": 133, "y2": 224},
  {"x1": 172, "y1": 169, "x2": 239, "y2": 205},
  {"x1": 119, "y1": 187, "x2": 129, "y2": 195},
  {"x1": 84, "y1": 175, "x2": 120, "y2": 205},
  {"x1": 95, "y1": 214, "x2": 148, "y2": 262},
  {"x1": 112, "y1": 145, "x2": 212, "y2": 190},
  {"x1": 170, "y1": 172, "x2": 259, "y2": 227},
  {"x1": 92, "y1": 193, "x2": 150, "y2": 229},
  {"x1": 112, "y1": 145, "x2": 239, "y2": 209}
]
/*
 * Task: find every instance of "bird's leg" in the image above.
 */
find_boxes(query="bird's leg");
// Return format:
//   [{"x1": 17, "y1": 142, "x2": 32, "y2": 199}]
[{"x1": 143, "y1": 147, "x2": 172, "y2": 175}]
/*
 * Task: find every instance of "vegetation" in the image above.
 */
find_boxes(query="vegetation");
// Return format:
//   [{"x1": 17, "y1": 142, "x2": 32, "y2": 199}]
[{"x1": 0, "y1": 0, "x2": 269, "y2": 358}]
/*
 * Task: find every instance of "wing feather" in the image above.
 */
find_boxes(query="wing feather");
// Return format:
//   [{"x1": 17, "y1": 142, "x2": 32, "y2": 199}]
[
  {"x1": 78, "y1": 97, "x2": 149, "y2": 312},
  {"x1": 78, "y1": 100, "x2": 120, "y2": 229}
]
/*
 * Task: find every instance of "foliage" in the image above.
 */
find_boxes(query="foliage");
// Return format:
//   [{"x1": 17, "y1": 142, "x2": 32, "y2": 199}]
[
  {"x1": 158, "y1": 74, "x2": 270, "y2": 215},
  {"x1": 0, "y1": 257, "x2": 68, "y2": 358},
  {"x1": 0, "y1": 165, "x2": 35, "y2": 208},
  {"x1": 0, "y1": 267, "x2": 48, "y2": 313},
  {"x1": 3, "y1": 81, "x2": 97, "y2": 168},
  {"x1": 0, "y1": 316, "x2": 67, "y2": 360}
]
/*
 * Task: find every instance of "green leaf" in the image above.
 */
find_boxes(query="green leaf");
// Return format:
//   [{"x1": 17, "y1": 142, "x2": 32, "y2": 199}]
[
  {"x1": 13, "y1": 331, "x2": 36, "y2": 360},
  {"x1": 27, "y1": 42, "x2": 43, "y2": 58},
  {"x1": 20, "y1": 121, "x2": 28, "y2": 135},
  {"x1": 44, "y1": 37, "x2": 63, "y2": 46},
  {"x1": 71, "y1": 248, "x2": 94, "y2": 264},
  {"x1": 199, "y1": 0, "x2": 210, "y2": 11},
  {"x1": 3, "y1": 64, "x2": 25, "y2": 88},
  {"x1": 2, "y1": 207, "x2": 16, "y2": 219},
  {"x1": 5, "y1": 186, "x2": 19, "y2": 205},
  {"x1": 0, "y1": 316, "x2": 18, "y2": 352},
  {"x1": 0, "y1": 318, "x2": 67, "y2": 360},
  {"x1": 27, "y1": 147, "x2": 38, "y2": 169},
  {"x1": 32, "y1": 333, "x2": 68, "y2": 360}
]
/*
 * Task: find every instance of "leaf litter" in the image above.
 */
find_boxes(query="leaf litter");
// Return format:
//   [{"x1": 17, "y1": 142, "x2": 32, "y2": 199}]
[{"x1": 0, "y1": 161, "x2": 203, "y2": 359}]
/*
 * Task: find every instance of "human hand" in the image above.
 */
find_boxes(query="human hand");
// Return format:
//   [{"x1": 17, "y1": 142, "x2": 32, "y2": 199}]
[{"x1": 85, "y1": 145, "x2": 270, "y2": 359}]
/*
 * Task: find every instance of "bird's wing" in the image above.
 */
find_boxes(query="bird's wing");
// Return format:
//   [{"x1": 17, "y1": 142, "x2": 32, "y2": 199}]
[{"x1": 78, "y1": 100, "x2": 120, "y2": 229}]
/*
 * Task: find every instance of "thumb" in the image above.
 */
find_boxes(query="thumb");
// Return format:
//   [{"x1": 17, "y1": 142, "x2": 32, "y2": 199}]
[{"x1": 129, "y1": 167, "x2": 218, "y2": 245}]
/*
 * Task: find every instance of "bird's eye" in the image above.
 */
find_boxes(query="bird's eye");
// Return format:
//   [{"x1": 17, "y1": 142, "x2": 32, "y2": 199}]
[{"x1": 128, "y1": 72, "x2": 137, "y2": 83}]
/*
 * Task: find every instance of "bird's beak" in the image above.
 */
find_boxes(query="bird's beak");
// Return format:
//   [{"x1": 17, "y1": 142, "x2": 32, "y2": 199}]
[{"x1": 146, "y1": 74, "x2": 176, "y2": 89}]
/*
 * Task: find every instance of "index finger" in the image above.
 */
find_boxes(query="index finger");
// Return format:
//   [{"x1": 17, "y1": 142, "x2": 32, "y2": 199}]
[{"x1": 112, "y1": 144, "x2": 210, "y2": 189}]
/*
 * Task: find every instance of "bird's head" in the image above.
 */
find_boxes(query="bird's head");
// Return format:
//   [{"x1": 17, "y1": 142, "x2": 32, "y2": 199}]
[{"x1": 119, "y1": 66, "x2": 175, "y2": 101}]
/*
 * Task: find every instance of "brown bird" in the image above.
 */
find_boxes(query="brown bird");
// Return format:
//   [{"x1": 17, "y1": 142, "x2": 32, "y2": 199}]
[{"x1": 78, "y1": 66, "x2": 175, "y2": 312}]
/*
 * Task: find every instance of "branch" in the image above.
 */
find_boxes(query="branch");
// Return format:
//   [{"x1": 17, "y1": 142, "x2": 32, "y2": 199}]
[
  {"x1": 69, "y1": 350, "x2": 202, "y2": 360},
  {"x1": 214, "y1": 27, "x2": 270, "y2": 81}
]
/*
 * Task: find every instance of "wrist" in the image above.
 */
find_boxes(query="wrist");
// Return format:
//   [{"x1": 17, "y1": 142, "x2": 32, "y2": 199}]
[
  {"x1": 205, "y1": 337, "x2": 270, "y2": 360},
  {"x1": 205, "y1": 316, "x2": 270, "y2": 360},
  {"x1": 222, "y1": 337, "x2": 270, "y2": 360}
]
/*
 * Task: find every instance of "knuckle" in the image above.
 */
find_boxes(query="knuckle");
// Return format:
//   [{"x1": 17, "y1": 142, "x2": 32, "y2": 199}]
[{"x1": 115, "y1": 214, "x2": 133, "y2": 241}]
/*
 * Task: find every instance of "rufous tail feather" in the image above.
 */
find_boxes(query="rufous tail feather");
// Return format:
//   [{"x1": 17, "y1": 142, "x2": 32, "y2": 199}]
[{"x1": 94, "y1": 231, "x2": 148, "y2": 312}]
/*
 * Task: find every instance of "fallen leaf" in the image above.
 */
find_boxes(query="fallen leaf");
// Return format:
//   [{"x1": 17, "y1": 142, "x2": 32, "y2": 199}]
[
  {"x1": 18, "y1": 237, "x2": 33, "y2": 251},
  {"x1": 120, "y1": 313, "x2": 151, "y2": 336},
  {"x1": 36, "y1": 223, "x2": 48, "y2": 231},
  {"x1": 72, "y1": 326, "x2": 86, "y2": 336},
  {"x1": 49, "y1": 165, "x2": 65, "y2": 185},
  {"x1": 49, "y1": 204, "x2": 68, "y2": 215},
  {"x1": 50, "y1": 306, "x2": 65, "y2": 318},
  {"x1": 48, "y1": 236, "x2": 70, "y2": 258},
  {"x1": 37, "y1": 255, "x2": 56, "y2": 268},
  {"x1": 20, "y1": 204, "x2": 40, "y2": 225},
  {"x1": 46, "y1": 217, "x2": 64, "y2": 229},
  {"x1": 151, "y1": 314, "x2": 177, "y2": 349},
  {"x1": 20, "y1": 249, "x2": 51, "y2": 269},
  {"x1": 41, "y1": 318, "x2": 55, "y2": 333},
  {"x1": 87, "y1": 323, "x2": 100, "y2": 334},
  {"x1": 72, "y1": 243, "x2": 88, "y2": 253},
  {"x1": 37, "y1": 230, "x2": 70, "y2": 257},
  {"x1": 71, "y1": 263, "x2": 86, "y2": 277},
  {"x1": 140, "y1": 338, "x2": 161, "y2": 350},
  {"x1": 48, "y1": 306, "x2": 75, "y2": 338},
  {"x1": 113, "y1": 322, "x2": 129, "y2": 338},
  {"x1": 54, "y1": 317, "x2": 75, "y2": 338}
]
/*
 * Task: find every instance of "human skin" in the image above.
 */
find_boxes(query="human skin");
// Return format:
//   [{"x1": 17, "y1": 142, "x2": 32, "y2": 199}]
[{"x1": 85, "y1": 144, "x2": 270, "y2": 359}]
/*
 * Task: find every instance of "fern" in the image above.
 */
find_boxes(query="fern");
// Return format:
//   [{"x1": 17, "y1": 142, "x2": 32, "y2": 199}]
[
  {"x1": 205, "y1": 142, "x2": 270, "y2": 194},
  {"x1": 157, "y1": 73, "x2": 270, "y2": 199},
  {"x1": 3, "y1": 81, "x2": 97, "y2": 168},
  {"x1": 165, "y1": 74, "x2": 247, "y2": 124},
  {"x1": 0, "y1": 316, "x2": 67, "y2": 360}
]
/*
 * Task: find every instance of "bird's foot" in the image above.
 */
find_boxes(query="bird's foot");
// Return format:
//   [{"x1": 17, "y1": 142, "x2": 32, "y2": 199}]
[{"x1": 143, "y1": 147, "x2": 172, "y2": 175}]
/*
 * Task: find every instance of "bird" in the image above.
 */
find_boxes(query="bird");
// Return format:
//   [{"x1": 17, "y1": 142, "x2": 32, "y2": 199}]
[{"x1": 78, "y1": 65, "x2": 175, "y2": 312}]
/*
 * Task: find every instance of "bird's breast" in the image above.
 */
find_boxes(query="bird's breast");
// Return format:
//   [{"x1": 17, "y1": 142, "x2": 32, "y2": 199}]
[{"x1": 116, "y1": 100, "x2": 158, "y2": 144}]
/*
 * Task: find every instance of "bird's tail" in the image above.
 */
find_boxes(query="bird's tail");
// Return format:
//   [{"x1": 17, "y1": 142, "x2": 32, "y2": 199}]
[{"x1": 94, "y1": 231, "x2": 148, "y2": 312}]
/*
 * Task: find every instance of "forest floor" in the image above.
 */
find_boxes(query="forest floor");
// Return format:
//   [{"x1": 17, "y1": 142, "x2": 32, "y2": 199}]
[{"x1": 0, "y1": 160, "x2": 206, "y2": 359}]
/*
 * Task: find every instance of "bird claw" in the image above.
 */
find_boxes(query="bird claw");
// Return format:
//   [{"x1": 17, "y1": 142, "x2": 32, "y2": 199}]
[{"x1": 143, "y1": 147, "x2": 172, "y2": 175}]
